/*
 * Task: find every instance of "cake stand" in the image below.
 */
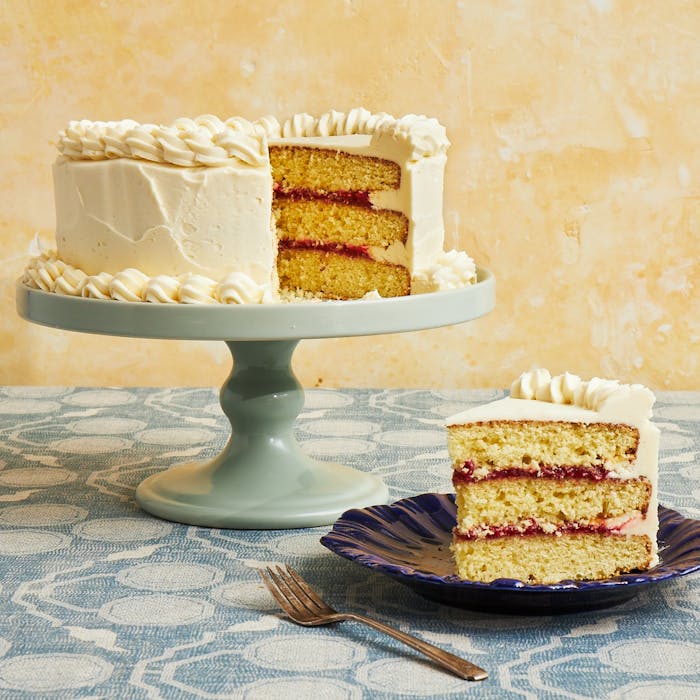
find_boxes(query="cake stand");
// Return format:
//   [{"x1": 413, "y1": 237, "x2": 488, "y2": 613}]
[{"x1": 16, "y1": 268, "x2": 494, "y2": 529}]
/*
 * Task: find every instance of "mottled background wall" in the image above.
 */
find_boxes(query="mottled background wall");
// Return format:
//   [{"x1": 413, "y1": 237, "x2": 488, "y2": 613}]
[{"x1": 1, "y1": 0, "x2": 699, "y2": 390}]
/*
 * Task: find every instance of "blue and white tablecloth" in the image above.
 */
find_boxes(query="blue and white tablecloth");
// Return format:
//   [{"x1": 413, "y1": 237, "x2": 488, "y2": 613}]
[{"x1": 0, "y1": 386, "x2": 698, "y2": 699}]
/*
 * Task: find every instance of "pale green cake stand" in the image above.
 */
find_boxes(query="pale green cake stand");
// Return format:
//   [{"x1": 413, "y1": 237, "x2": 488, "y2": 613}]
[{"x1": 16, "y1": 268, "x2": 494, "y2": 529}]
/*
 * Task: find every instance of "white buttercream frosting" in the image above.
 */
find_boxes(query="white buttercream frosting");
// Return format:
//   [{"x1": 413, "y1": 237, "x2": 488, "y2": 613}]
[
  {"x1": 110, "y1": 268, "x2": 149, "y2": 303},
  {"x1": 53, "y1": 152, "x2": 275, "y2": 284},
  {"x1": 217, "y1": 272, "x2": 269, "y2": 304},
  {"x1": 179, "y1": 275, "x2": 217, "y2": 305},
  {"x1": 145, "y1": 276, "x2": 180, "y2": 304},
  {"x1": 83, "y1": 272, "x2": 112, "y2": 300},
  {"x1": 54, "y1": 266, "x2": 87, "y2": 296},
  {"x1": 58, "y1": 109, "x2": 449, "y2": 166}
]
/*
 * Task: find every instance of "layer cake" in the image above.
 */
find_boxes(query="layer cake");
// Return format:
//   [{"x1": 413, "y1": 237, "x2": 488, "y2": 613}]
[{"x1": 23, "y1": 109, "x2": 476, "y2": 303}]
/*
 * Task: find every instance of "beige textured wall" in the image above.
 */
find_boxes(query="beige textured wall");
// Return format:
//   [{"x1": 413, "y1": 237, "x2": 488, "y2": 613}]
[{"x1": 1, "y1": 0, "x2": 699, "y2": 390}]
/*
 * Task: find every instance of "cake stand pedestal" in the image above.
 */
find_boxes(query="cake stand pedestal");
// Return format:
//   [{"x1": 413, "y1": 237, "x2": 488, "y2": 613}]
[{"x1": 16, "y1": 268, "x2": 494, "y2": 528}]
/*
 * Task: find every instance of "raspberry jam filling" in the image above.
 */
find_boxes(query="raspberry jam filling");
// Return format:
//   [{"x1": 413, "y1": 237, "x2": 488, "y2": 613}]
[
  {"x1": 274, "y1": 185, "x2": 373, "y2": 208},
  {"x1": 453, "y1": 460, "x2": 611, "y2": 484},
  {"x1": 453, "y1": 519, "x2": 630, "y2": 541},
  {"x1": 278, "y1": 239, "x2": 372, "y2": 259}
]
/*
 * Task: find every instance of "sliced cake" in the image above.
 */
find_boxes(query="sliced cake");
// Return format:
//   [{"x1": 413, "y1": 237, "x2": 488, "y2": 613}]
[
  {"x1": 23, "y1": 109, "x2": 476, "y2": 303},
  {"x1": 447, "y1": 369, "x2": 659, "y2": 584}
]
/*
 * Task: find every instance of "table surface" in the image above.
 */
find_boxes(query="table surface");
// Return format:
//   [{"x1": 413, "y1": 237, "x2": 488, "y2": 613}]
[{"x1": 0, "y1": 386, "x2": 698, "y2": 699}]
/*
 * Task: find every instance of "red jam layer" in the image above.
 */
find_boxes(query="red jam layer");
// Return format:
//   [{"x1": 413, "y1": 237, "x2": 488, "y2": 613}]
[
  {"x1": 278, "y1": 238, "x2": 373, "y2": 260},
  {"x1": 274, "y1": 185, "x2": 374, "y2": 208},
  {"x1": 452, "y1": 519, "x2": 632, "y2": 541},
  {"x1": 453, "y1": 460, "x2": 611, "y2": 484}
]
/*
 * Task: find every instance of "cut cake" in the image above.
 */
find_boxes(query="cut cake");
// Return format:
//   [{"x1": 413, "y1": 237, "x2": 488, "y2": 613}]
[
  {"x1": 447, "y1": 369, "x2": 659, "y2": 584},
  {"x1": 23, "y1": 109, "x2": 476, "y2": 303}
]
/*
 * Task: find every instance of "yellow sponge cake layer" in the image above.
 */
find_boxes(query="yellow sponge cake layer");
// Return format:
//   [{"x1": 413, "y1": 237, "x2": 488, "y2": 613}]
[
  {"x1": 270, "y1": 146, "x2": 401, "y2": 193},
  {"x1": 454, "y1": 476, "x2": 651, "y2": 531},
  {"x1": 452, "y1": 532, "x2": 653, "y2": 585},
  {"x1": 277, "y1": 248, "x2": 410, "y2": 299},
  {"x1": 274, "y1": 199, "x2": 408, "y2": 248},
  {"x1": 448, "y1": 420, "x2": 639, "y2": 472}
]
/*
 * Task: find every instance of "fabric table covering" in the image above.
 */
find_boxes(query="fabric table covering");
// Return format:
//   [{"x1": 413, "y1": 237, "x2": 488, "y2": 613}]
[{"x1": 0, "y1": 387, "x2": 698, "y2": 699}]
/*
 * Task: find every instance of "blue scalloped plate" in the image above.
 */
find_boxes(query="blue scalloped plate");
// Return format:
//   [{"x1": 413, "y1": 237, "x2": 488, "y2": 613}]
[{"x1": 320, "y1": 494, "x2": 700, "y2": 615}]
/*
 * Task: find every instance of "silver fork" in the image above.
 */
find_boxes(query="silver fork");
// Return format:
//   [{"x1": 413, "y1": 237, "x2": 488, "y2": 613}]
[{"x1": 257, "y1": 565, "x2": 487, "y2": 681}]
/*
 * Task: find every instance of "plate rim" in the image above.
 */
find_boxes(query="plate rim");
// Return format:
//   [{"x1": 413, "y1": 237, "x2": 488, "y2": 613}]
[{"x1": 320, "y1": 493, "x2": 700, "y2": 595}]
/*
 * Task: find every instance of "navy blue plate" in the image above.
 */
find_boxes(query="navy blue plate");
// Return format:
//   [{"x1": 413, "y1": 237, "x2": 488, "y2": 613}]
[{"x1": 320, "y1": 494, "x2": 700, "y2": 615}]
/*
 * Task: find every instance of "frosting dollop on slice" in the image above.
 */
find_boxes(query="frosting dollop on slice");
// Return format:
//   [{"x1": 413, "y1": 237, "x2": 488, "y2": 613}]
[
  {"x1": 511, "y1": 368, "x2": 553, "y2": 400},
  {"x1": 510, "y1": 369, "x2": 656, "y2": 418}
]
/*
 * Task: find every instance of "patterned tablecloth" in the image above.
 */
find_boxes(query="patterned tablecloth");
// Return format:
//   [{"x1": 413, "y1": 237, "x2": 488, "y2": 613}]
[{"x1": 0, "y1": 386, "x2": 698, "y2": 699}]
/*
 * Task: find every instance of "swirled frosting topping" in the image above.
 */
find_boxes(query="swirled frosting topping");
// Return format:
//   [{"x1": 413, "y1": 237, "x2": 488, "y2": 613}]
[
  {"x1": 510, "y1": 369, "x2": 655, "y2": 416},
  {"x1": 58, "y1": 114, "x2": 268, "y2": 167},
  {"x1": 255, "y1": 107, "x2": 450, "y2": 158}
]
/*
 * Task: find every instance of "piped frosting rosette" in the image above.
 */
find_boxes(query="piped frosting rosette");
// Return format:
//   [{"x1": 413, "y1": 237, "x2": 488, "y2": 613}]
[
  {"x1": 510, "y1": 368, "x2": 656, "y2": 419},
  {"x1": 23, "y1": 248, "x2": 273, "y2": 305},
  {"x1": 411, "y1": 250, "x2": 477, "y2": 293}
]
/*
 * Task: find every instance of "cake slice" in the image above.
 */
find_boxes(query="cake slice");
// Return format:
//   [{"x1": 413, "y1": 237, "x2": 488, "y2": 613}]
[{"x1": 447, "y1": 369, "x2": 659, "y2": 584}]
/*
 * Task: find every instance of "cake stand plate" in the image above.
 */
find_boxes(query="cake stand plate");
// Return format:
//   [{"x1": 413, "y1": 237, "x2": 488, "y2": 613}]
[{"x1": 16, "y1": 268, "x2": 494, "y2": 528}]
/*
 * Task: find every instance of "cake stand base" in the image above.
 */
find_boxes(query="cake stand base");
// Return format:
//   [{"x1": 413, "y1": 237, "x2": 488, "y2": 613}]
[
  {"x1": 135, "y1": 339, "x2": 388, "y2": 528},
  {"x1": 136, "y1": 459, "x2": 388, "y2": 529}
]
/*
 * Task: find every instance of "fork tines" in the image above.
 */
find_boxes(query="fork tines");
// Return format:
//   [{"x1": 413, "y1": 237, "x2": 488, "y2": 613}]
[{"x1": 258, "y1": 564, "x2": 331, "y2": 621}]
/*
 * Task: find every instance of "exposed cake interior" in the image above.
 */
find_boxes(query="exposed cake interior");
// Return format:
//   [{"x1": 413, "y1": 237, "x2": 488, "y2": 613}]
[
  {"x1": 270, "y1": 143, "x2": 410, "y2": 298},
  {"x1": 447, "y1": 370, "x2": 660, "y2": 584}
]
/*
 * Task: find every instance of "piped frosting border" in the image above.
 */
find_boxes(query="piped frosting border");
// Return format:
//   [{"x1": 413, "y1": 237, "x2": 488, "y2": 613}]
[
  {"x1": 57, "y1": 108, "x2": 450, "y2": 166},
  {"x1": 23, "y1": 245, "x2": 476, "y2": 304},
  {"x1": 23, "y1": 247, "x2": 273, "y2": 304}
]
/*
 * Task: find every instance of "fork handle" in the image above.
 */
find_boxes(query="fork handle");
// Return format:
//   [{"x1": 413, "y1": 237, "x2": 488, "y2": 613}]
[{"x1": 340, "y1": 612, "x2": 487, "y2": 681}]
